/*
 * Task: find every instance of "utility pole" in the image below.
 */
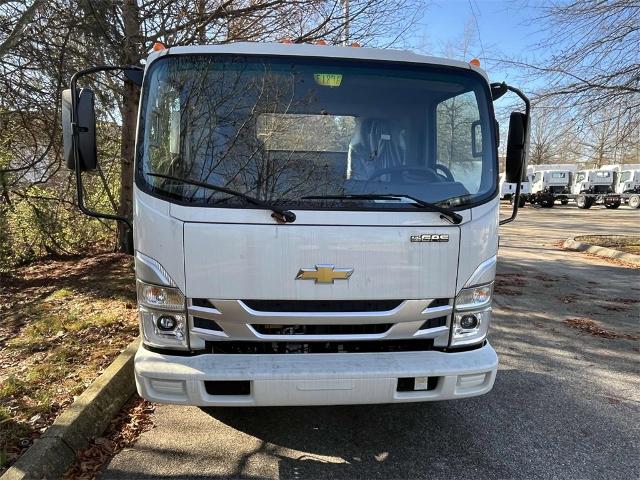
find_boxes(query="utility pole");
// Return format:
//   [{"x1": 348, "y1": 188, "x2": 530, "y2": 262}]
[{"x1": 342, "y1": 0, "x2": 350, "y2": 45}]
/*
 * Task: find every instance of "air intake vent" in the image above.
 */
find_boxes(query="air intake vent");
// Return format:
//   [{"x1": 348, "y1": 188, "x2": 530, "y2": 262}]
[
  {"x1": 419, "y1": 316, "x2": 447, "y2": 330},
  {"x1": 205, "y1": 381, "x2": 250, "y2": 396},
  {"x1": 252, "y1": 323, "x2": 392, "y2": 336},
  {"x1": 242, "y1": 300, "x2": 403, "y2": 313},
  {"x1": 427, "y1": 298, "x2": 450, "y2": 308},
  {"x1": 193, "y1": 317, "x2": 223, "y2": 332},
  {"x1": 205, "y1": 339, "x2": 434, "y2": 354},
  {"x1": 192, "y1": 298, "x2": 217, "y2": 309}
]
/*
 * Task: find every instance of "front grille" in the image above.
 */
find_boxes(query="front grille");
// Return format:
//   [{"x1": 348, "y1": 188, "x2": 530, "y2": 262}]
[
  {"x1": 193, "y1": 316, "x2": 223, "y2": 332},
  {"x1": 241, "y1": 300, "x2": 403, "y2": 313},
  {"x1": 205, "y1": 339, "x2": 434, "y2": 354},
  {"x1": 419, "y1": 316, "x2": 447, "y2": 330},
  {"x1": 251, "y1": 323, "x2": 392, "y2": 336},
  {"x1": 192, "y1": 298, "x2": 217, "y2": 308}
]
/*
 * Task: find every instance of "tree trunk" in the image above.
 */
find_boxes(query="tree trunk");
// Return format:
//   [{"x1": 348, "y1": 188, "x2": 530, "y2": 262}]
[{"x1": 117, "y1": 0, "x2": 142, "y2": 253}]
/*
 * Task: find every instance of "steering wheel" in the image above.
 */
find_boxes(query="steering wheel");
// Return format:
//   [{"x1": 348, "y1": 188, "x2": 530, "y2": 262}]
[
  {"x1": 365, "y1": 166, "x2": 444, "y2": 188},
  {"x1": 434, "y1": 163, "x2": 455, "y2": 181}
]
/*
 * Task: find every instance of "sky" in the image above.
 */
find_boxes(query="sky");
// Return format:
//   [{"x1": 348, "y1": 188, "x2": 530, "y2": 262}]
[{"x1": 412, "y1": 0, "x2": 548, "y2": 89}]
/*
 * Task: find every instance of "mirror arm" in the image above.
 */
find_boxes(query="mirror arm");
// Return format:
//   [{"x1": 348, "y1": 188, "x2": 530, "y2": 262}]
[
  {"x1": 69, "y1": 65, "x2": 143, "y2": 234},
  {"x1": 499, "y1": 85, "x2": 531, "y2": 226}
]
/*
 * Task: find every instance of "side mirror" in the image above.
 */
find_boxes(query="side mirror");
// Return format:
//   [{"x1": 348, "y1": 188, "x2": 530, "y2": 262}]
[
  {"x1": 471, "y1": 120, "x2": 482, "y2": 157},
  {"x1": 62, "y1": 88, "x2": 97, "y2": 171},
  {"x1": 505, "y1": 111, "x2": 528, "y2": 183}
]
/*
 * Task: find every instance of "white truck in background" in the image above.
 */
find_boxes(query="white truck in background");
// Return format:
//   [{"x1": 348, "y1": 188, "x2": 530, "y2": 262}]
[
  {"x1": 569, "y1": 169, "x2": 619, "y2": 209},
  {"x1": 529, "y1": 170, "x2": 572, "y2": 207},
  {"x1": 62, "y1": 42, "x2": 531, "y2": 406},
  {"x1": 499, "y1": 172, "x2": 530, "y2": 207},
  {"x1": 613, "y1": 168, "x2": 640, "y2": 208}
]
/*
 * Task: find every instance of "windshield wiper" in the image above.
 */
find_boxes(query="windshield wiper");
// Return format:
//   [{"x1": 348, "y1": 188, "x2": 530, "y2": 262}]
[
  {"x1": 147, "y1": 172, "x2": 296, "y2": 223},
  {"x1": 301, "y1": 194, "x2": 463, "y2": 225}
]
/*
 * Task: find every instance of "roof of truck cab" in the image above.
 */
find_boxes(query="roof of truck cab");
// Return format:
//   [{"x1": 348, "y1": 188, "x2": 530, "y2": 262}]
[{"x1": 146, "y1": 42, "x2": 489, "y2": 81}]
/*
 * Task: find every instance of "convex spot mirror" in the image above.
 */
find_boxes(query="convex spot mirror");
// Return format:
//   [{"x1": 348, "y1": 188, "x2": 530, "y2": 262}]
[
  {"x1": 62, "y1": 88, "x2": 97, "y2": 171},
  {"x1": 505, "y1": 111, "x2": 528, "y2": 183}
]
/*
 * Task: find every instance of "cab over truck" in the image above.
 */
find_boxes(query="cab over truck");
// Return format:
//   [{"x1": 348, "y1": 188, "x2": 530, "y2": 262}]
[
  {"x1": 62, "y1": 43, "x2": 529, "y2": 406},
  {"x1": 614, "y1": 169, "x2": 640, "y2": 209},
  {"x1": 569, "y1": 169, "x2": 621, "y2": 209},
  {"x1": 499, "y1": 172, "x2": 530, "y2": 207},
  {"x1": 529, "y1": 170, "x2": 571, "y2": 208}
]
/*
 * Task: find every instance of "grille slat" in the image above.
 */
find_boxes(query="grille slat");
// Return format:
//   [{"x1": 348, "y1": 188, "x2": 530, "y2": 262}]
[
  {"x1": 419, "y1": 316, "x2": 447, "y2": 330},
  {"x1": 252, "y1": 323, "x2": 392, "y2": 336},
  {"x1": 193, "y1": 316, "x2": 223, "y2": 332},
  {"x1": 241, "y1": 300, "x2": 403, "y2": 313},
  {"x1": 205, "y1": 339, "x2": 434, "y2": 354}
]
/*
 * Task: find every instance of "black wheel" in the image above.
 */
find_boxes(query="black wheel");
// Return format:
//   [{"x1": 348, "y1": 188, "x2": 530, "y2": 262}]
[
  {"x1": 577, "y1": 195, "x2": 592, "y2": 209},
  {"x1": 605, "y1": 202, "x2": 621, "y2": 209},
  {"x1": 511, "y1": 196, "x2": 526, "y2": 207},
  {"x1": 560, "y1": 199, "x2": 569, "y2": 205},
  {"x1": 540, "y1": 199, "x2": 554, "y2": 208},
  {"x1": 629, "y1": 194, "x2": 640, "y2": 209}
]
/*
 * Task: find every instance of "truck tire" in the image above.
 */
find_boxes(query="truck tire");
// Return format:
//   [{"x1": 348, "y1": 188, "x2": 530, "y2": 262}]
[
  {"x1": 576, "y1": 195, "x2": 592, "y2": 209},
  {"x1": 509, "y1": 196, "x2": 526, "y2": 208},
  {"x1": 540, "y1": 198, "x2": 554, "y2": 208},
  {"x1": 560, "y1": 199, "x2": 569, "y2": 205},
  {"x1": 629, "y1": 194, "x2": 640, "y2": 209},
  {"x1": 605, "y1": 202, "x2": 621, "y2": 209}
]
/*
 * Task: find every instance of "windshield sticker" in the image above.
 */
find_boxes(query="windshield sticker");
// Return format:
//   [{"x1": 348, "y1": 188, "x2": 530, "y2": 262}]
[{"x1": 314, "y1": 73, "x2": 342, "y2": 87}]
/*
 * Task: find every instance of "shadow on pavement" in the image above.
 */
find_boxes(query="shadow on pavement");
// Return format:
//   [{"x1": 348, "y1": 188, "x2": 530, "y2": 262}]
[
  {"x1": 195, "y1": 368, "x2": 637, "y2": 479},
  {"x1": 102, "y1": 366, "x2": 639, "y2": 479}
]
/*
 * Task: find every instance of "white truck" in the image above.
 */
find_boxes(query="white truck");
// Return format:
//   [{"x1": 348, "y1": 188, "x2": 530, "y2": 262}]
[
  {"x1": 569, "y1": 169, "x2": 620, "y2": 209},
  {"x1": 529, "y1": 170, "x2": 572, "y2": 207},
  {"x1": 599, "y1": 165, "x2": 640, "y2": 208},
  {"x1": 499, "y1": 172, "x2": 530, "y2": 207},
  {"x1": 62, "y1": 42, "x2": 530, "y2": 406}
]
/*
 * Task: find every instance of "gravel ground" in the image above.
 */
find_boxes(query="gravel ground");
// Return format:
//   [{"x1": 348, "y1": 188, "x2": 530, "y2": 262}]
[{"x1": 103, "y1": 204, "x2": 640, "y2": 480}]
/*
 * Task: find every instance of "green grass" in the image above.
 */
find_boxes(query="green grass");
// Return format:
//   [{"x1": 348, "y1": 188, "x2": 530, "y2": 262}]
[
  {"x1": 0, "y1": 376, "x2": 29, "y2": 398},
  {"x1": 7, "y1": 299, "x2": 123, "y2": 350},
  {"x1": 44, "y1": 288, "x2": 74, "y2": 301}
]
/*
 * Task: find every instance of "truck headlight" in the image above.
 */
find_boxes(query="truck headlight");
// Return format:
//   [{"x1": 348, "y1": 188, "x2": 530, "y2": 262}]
[
  {"x1": 454, "y1": 283, "x2": 492, "y2": 311},
  {"x1": 451, "y1": 283, "x2": 493, "y2": 346},
  {"x1": 137, "y1": 281, "x2": 185, "y2": 311},
  {"x1": 137, "y1": 280, "x2": 188, "y2": 350}
]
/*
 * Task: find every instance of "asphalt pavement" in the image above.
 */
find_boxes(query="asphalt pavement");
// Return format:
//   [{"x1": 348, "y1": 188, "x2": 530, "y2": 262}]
[{"x1": 104, "y1": 203, "x2": 640, "y2": 480}]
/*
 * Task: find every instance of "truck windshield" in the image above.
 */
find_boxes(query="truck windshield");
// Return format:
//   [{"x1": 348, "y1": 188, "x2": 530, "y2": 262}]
[{"x1": 136, "y1": 55, "x2": 496, "y2": 210}]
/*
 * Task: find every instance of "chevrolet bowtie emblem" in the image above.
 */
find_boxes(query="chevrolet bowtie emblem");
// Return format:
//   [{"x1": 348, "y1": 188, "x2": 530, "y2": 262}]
[{"x1": 295, "y1": 264, "x2": 354, "y2": 284}]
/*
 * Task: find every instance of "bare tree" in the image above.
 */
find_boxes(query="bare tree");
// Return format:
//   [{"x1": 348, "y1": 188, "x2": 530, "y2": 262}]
[{"x1": 0, "y1": 0, "x2": 423, "y2": 255}]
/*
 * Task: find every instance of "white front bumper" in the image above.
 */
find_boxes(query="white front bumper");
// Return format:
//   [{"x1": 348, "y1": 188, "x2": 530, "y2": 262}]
[{"x1": 135, "y1": 343, "x2": 498, "y2": 406}]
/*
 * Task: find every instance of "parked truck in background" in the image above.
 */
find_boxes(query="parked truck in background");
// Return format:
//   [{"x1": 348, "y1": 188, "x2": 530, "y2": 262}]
[
  {"x1": 500, "y1": 172, "x2": 530, "y2": 207},
  {"x1": 62, "y1": 42, "x2": 530, "y2": 406},
  {"x1": 529, "y1": 170, "x2": 572, "y2": 207},
  {"x1": 598, "y1": 164, "x2": 640, "y2": 208},
  {"x1": 569, "y1": 169, "x2": 622, "y2": 209}
]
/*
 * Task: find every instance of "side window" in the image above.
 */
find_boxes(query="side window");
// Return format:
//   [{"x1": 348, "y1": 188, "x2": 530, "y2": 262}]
[
  {"x1": 534, "y1": 172, "x2": 542, "y2": 183},
  {"x1": 436, "y1": 91, "x2": 483, "y2": 193}
]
